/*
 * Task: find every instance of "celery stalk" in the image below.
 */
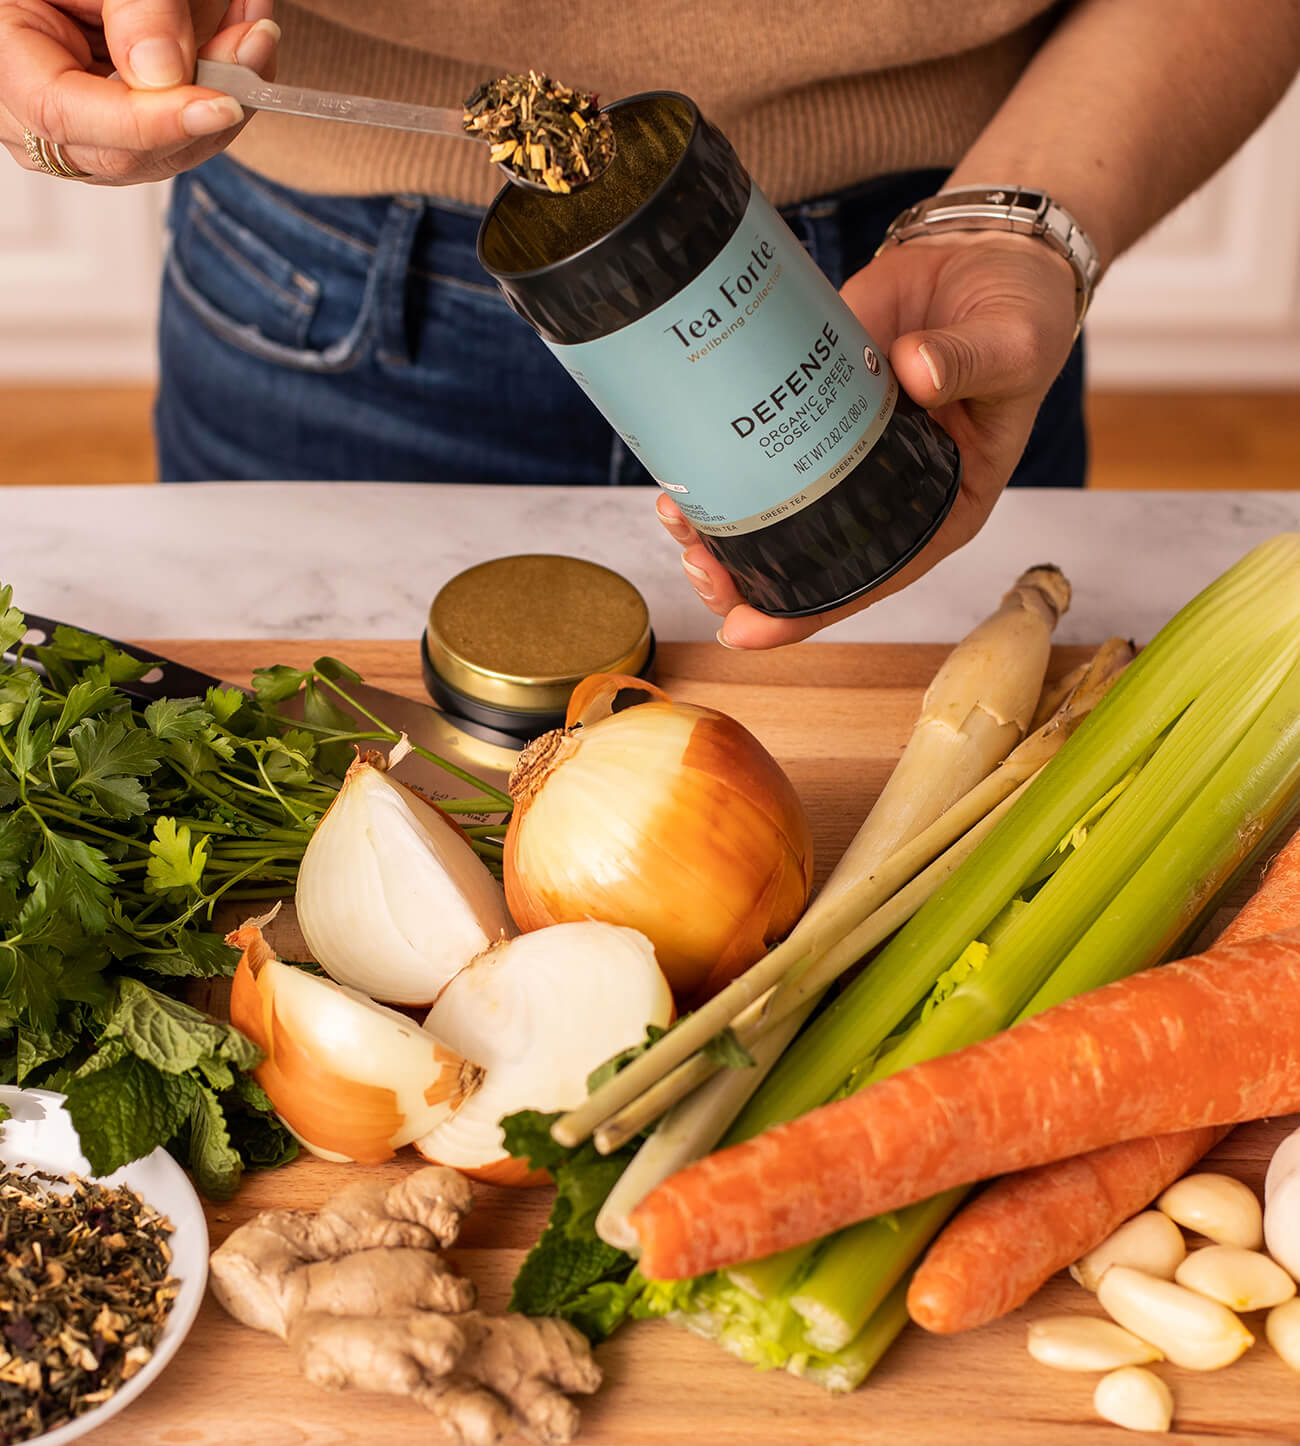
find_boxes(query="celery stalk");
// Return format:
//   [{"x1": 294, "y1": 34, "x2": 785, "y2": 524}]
[
  {"x1": 787, "y1": 1273, "x2": 914, "y2": 1393},
  {"x1": 725, "y1": 533, "x2": 1300, "y2": 1148}
]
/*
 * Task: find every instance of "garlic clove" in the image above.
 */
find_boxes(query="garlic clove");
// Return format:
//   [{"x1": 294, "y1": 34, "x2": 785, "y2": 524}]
[
  {"x1": 1265, "y1": 1297, "x2": 1300, "y2": 1371},
  {"x1": 415, "y1": 922, "x2": 674, "y2": 1183},
  {"x1": 1265, "y1": 1124, "x2": 1300, "y2": 1203},
  {"x1": 1156, "y1": 1172, "x2": 1264, "y2": 1250},
  {"x1": 1096, "y1": 1265, "x2": 1254, "y2": 1371},
  {"x1": 227, "y1": 925, "x2": 479, "y2": 1164},
  {"x1": 1070, "y1": 1211, "x2": 1186, "y2": 1292},
  {"x1": 1093, "y1": 1366, "x2": 1174, "y2": 1433},
  {"x1": 1174, "y1": 1245, "x2": 1296, "y2": 1312},
  {"x1": 296, "y1": 755, "x2": 514, "y2": 1006},
  {"x1": 1263, "y1": 1167, "x2": 1300, "y2": 1281},
  {"x1": 1026, "y1": 1315, "x2": 1162, "y2": 1372}
]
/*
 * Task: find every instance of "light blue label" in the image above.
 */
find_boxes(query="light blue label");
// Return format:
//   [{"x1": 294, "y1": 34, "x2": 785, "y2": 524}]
[{"x1": 547, "y1": 187, "x2": 896, "y2": 535}]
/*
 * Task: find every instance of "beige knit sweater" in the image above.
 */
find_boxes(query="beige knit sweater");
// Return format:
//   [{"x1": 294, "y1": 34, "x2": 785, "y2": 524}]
[{"x1": 229, "y1": 1, "x2": 1060, "y2": 207}]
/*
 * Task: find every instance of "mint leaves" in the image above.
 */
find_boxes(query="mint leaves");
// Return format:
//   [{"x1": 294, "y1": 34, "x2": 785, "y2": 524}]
[{"x1": 501, "y1": 1109, "x2": 643, "y2": 1340}]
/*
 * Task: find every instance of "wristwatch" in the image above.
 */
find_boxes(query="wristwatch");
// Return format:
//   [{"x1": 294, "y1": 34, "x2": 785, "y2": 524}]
[{"x1": 875, "y1": 186, "x2": 1101, "y2": 333}]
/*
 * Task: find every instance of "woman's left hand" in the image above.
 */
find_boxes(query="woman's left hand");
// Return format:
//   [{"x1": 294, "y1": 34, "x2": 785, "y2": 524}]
[{"x1": 657, "y1": 230, "x2": 1080, "y2": 648}]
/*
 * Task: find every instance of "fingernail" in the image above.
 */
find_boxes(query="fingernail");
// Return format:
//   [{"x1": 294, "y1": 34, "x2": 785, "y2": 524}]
[
  {"x1": 715, "y1": 629, "x2": 740, "y2": 651},
  {"x1": 680, "y1": 555, "x2": 713, "y2": 596},
  {"x1": 235, "y1": 18, "x2": 281, "y2": 69},
  {"x1": 182, "y1": 96, "x2": 245, "y2": 136},
  {"x1": 918, "y1": 342, "x2": 943, "y2": 392},
  {"x1": 128, "y1": 37, "x2": 186, "y2": 88}
]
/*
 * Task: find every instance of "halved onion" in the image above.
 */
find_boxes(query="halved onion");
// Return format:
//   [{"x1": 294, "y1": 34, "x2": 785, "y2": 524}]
[
  {"x1": 414, "y1": 922, "x2": 673, "y2": 1185},
  {"x1": 295, "y1": 751, "x2": 514, "y2": 1006},
  {"x1": 504, "y1": 674, "x2": 813, "y2": 1004},
  {"x1": 228, "y1": 924, "x2": 482, "y2": 1165}
]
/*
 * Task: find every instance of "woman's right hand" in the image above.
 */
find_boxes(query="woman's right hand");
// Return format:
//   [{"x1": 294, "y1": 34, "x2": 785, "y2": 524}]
[{"x1": 1, "y1": 0, "x2": 279, "y2": 185}]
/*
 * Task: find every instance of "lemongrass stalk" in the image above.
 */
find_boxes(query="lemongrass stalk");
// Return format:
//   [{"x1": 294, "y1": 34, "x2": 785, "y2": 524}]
[
  {"x1": 592, "y1": 782, "x2": 1027, "y2": 1154},
  {"x1": 725, "y1": 534, "x2": 1300, "y2": 1151},
  {"x1": 594, "y1": 1004, "x2": 813, "y2": 1252},
  {"x1": 798, "y1": 563, "x2": 1069, "y2": 927},
  {"x1": 784, "y1": 652, "x2": 1300, "y2": 1352},
  {"x1": 552, "y1": 566, "x2": 1073, "y2": 1151}
]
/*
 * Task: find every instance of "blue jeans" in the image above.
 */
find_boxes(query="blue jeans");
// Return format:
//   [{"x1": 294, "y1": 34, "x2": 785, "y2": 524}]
[{"x1": 156, "y1": 155, "x2": 1086, "y2": 486}]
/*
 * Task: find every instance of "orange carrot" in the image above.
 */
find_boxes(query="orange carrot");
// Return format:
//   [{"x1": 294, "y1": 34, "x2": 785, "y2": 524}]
[
  {"x1": 907, "y1": 824, "x2": 1300, "y2": 1333},
  {"x1": 630, "y1": 923, "x2": 1300, "y2": 1281},
  {"x1": 906, "y1": 1128, "x2": 1226, "y2": 1332}
]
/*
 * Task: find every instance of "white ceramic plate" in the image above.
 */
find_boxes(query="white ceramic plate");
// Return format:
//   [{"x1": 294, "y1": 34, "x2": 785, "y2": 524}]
[{"x1": 0, "y1": 1085, "x2": 209, "y2": 1446}]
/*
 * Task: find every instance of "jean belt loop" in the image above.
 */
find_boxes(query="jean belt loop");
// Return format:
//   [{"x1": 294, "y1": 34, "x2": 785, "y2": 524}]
[{"x1": 373, "y1": 194, "x2": 427, "y2": 368}]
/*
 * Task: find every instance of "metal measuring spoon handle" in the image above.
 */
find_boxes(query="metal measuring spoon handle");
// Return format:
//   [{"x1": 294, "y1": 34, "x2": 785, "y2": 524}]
[{"x1": 193, "y1": 60, "x2": 574, "y2": 192}]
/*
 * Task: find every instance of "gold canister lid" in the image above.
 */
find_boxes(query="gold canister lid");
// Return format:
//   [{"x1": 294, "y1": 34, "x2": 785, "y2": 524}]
[{"x1": 425, "y1": 555, "x2": 652, "y2": 716}]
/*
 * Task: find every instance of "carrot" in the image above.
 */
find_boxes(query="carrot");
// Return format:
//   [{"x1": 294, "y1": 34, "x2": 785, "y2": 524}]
[
  {"x1": 907, "y1": 823, "x2": 1300, "y2": 1333},
  {"x1": 905, "y1": 1127, "x2": 1225, "y2": 1332},
  {"x1": 630, "y1": 923, "x2": 1300, "y2": 1281}
]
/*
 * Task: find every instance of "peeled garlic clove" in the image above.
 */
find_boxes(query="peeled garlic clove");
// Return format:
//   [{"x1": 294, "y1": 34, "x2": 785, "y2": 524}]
[
  {"x1": 1265, "y1": 1297, "x2": 1300, "y2": 1371},
  {"x1": 1265, "y1": 1124, "x2": 1300, "y2": 1202},
  {"x1": 1071, "y1": 1211, "x2": 1186, "y2": 1292},
  {"x1": 1263, "y1": 1167, "x2": 1300, "y2": 1280},
  {"x1": 227, "y1": 925, "x2": 480, "y2": 1164},
  {"x1": 1097, "y1": 1265, "x2": 1253, "y2": 1371},
  {"x1": 1026, "y1": 1315, "x2": 1162, "y2": 1372},
  {"x1": 1093, "y1": 1366, "x2": 1174, "y2": 1433},
  {"x1": 1156, "y1": 1172, "x2": 1263, "y2": 1249},
  {"x1": 295, "y1": 752, "x2": 515, "y2": 1006},
  {"x1": 1174, "y1": 1245, "x2": 1296, "y2": 1312},
  {"x1": 415, "y1": 922, "x2": 674, "y2": 1184}
]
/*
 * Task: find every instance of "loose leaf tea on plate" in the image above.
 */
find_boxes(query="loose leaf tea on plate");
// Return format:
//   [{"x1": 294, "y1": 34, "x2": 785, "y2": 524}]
[
  {"x1": 0, "y1": 1169, "x2": 177, "y2": 1443},
  {"x1": 463, "y1": 70, "x2": 616, "y2": 193}
]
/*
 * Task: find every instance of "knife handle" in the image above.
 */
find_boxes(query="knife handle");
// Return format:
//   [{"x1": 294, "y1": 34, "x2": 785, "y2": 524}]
[{"x1": 4, "y1": 612, "x2": 230, "y2": 706}]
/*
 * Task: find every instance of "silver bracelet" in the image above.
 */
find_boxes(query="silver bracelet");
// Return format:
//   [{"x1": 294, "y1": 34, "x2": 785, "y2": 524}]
[{"x1": 875, "y1": 185, "x2": 1101, "y2": 333}]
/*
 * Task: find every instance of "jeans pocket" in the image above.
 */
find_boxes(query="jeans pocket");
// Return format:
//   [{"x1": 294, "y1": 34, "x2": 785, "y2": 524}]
[{"x1": 164, "y1": 173, "x2": 366, "y2": 373}]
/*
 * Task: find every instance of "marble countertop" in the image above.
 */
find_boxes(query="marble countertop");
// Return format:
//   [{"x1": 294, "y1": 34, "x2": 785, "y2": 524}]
[{"x1": 4, "y1": 484, "x2": 1298, "y2": 648}]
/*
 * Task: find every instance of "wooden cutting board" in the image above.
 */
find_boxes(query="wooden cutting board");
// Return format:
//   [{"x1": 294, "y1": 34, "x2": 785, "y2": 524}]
[{"x1": 91, "y1": 639, "x2": 1300, "y2": 1446}]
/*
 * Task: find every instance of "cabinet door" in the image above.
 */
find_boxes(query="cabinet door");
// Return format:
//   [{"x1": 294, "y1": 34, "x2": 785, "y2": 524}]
[
  {"x1": 1086, "y1": 74, "x2": 1300, "y2": 387},
  {"x1": 0, "y1": 170, "x2": 167, "y2": 380}
]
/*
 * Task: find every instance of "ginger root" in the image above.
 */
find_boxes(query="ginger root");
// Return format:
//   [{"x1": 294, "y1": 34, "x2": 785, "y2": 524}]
[{"x1": 209, "y1": 1166, "x2": 601, "y2": 1444}]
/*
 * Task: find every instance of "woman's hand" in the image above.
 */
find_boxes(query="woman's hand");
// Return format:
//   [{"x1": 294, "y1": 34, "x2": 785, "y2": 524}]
[
  {"x1": 1, "y1": 0, "x2": 279, "y2": 185},
  {"x1": 657, "y1": 231, "x2": 1080, "y2": 648}
]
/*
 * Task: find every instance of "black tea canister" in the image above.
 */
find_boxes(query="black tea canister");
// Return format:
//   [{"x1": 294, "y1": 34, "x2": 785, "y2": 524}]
[{"x1": 477, "y1": 91, "x2": 962, "y2": 619}]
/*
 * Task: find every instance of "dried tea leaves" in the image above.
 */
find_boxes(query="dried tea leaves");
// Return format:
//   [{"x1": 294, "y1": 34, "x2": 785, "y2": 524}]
[
  {"x1": 463, "y1": 70, "x2": 616, "y2": 194},
  {"x1": 0, "y1": 1170, "x2": 177, "y2": 1443}
]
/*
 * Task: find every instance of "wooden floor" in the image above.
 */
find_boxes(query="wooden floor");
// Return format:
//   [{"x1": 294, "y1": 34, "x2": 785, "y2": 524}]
[{"x1": 0, "y1": 385, "x2": 1297, "y2": 488}]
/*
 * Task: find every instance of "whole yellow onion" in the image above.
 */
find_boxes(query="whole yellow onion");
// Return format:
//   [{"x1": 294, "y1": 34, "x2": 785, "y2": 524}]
[{"x1": 503, "y1": 674, "x2": 813, "y2": 1004}]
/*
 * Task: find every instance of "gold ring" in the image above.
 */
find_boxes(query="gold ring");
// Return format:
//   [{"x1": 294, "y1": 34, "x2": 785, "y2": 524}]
[{"x1": 22, "y1": 128, "x2": 90, "y2": 180}]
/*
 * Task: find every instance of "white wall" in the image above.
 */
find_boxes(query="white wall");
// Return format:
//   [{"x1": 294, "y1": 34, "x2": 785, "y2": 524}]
[{"x1": 1, "y1": 75, "x2": 1298, "y2": 388}]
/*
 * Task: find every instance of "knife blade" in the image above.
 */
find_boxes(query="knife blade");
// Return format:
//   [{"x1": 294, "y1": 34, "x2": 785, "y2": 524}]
[{"x1": 3, "y1": 614, "x2": 520, "y2": 813}]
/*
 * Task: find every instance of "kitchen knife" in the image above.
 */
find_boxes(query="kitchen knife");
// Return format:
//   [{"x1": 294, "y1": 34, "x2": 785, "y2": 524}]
[{"x1": 3, "y1": 614, "x2": 520, "y2": 811}]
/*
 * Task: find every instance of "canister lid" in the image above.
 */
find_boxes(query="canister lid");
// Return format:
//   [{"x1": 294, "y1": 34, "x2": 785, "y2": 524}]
[{"x1": 425, "y1": 555, "x2": 652, "y2": 716}]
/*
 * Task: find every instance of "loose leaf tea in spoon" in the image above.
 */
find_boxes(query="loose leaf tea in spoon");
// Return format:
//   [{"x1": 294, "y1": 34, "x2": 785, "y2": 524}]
[{"x1": 463, "y1": 70, "x2": 616, "y2": 193}]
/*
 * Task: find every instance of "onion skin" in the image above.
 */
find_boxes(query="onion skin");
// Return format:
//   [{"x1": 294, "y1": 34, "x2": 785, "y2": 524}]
[
  {"x1": 504, "y1": 686, "x2": 813, "y2": 1005},
  {"x1": 228, "y1": 925, "x2": 475, "y2": 1165}
]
